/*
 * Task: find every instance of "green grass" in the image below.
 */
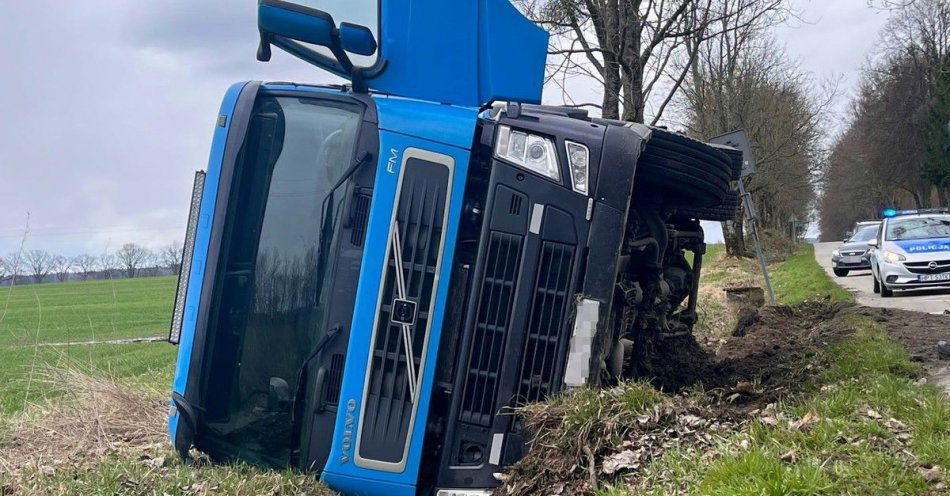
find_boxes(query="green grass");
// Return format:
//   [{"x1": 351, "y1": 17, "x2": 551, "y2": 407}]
[
  {"x1": 771, "y1": 244, "x2": 853, "y2": 305},
  {"x1": 0, "y1": 276, "x2": 176, "y2": 346},
  {"x1": 3, "y1": 455, "x2": 333, "y2": 496},
  {"x1": 0, "y1": 277, "x2": 177, "y2": 415},
  {"x1": 627, "y1": 315, "x2": 949, "y2": 495}
]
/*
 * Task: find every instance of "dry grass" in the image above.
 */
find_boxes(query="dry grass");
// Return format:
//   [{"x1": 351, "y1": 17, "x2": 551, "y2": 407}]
[
  {"x1": 0, "y1": 367, "x2": 166, "y2": 476},
  {"x1": 694, "y1": 247, "x2": 765, "y2": 346},
  {"x1": 0, "y1": 369, "x2": 334, "y2": 496}
]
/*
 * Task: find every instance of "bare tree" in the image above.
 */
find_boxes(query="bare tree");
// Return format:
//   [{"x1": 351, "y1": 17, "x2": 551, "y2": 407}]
[
  {"x1": 23, "y1": 249, "x2": 54, "y2": 284},
  {"x1": 679, "y1": 18, "x2": 831, "y2": 254},
  {"x1": 50, "y1": 255, "x2": 73, "y2": 283},
  {"x1": 98, "y1": 253, "x2": 119, "y2": 278},
  {"x1": 73, "y1": 254, "x2": 98, "y2": 280},
  {"x1": 518, "y1": 0, "x2": 791, "y2": 122},
  {"x1": 3, "y1": 252, "x2": 24, "y2": 284},
  {"x1": 159, "y1": 241, "x2": 184, "y2": 275},
  {"x1": 0, "y1": 255, "x2": 8, "y2": 282},
  {"x1": 116, "y1": 243, "x2": 153, "y2": 279}
]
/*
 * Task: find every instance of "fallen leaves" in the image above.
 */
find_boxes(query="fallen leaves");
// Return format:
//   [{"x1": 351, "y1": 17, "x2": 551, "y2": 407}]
[{"x1": 790, "y1": 411, "x2": 819, "y2": 431}]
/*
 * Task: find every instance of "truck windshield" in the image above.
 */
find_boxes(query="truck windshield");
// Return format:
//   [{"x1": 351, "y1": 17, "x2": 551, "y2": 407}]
[
  {"x1": 886, "y1": 215, "x2": 950, "y2": 241},
  {"x1": 199, "y1": 94, "x2": 362, "y2": 466}
]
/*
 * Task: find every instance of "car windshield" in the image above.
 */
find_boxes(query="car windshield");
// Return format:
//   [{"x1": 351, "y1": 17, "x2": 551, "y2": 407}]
[
  {"x1": 848, "y1": 226, "x2": 879, "y2": 242},
  {"x1": 886, "y1": 215, "x2": 950, "y2": 241}
]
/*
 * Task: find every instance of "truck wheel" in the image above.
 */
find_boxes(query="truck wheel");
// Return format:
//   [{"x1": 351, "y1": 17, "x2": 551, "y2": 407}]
[
  {"x1": 873, "y1": 276, "x2": 880, "y2": 294},
  {"x1": 833, "y1": 268, "x2": 849, "y2": 277},
  {"x1": 675, "y1": 193, "x2": 740, "y2": 221},
  {"x1": 881, "y1": 283, "x2": 894, "y2": 298},
  {"x1": 720, "y1": 147, "x2": 744, "y2": 181},
  {"x1": 636, "y1": 129, "x2": 733, "y2": 208}
]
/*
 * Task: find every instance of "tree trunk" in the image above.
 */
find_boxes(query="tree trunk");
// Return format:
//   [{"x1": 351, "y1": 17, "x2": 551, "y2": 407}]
[
  {"x1": 602, "y1": 62, "x2": 622, "y2": 119},
  {"x1": 938, "y1": 186, "x2": 950, "y2": 207},
  {"x1": 722, "y1": 212, "x2": 747, "y2": 258}
]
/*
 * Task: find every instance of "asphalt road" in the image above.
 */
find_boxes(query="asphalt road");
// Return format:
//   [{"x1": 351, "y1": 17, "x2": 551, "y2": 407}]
[{"x1": 814, "y1": 242, "x2": 950, "y2": 315}]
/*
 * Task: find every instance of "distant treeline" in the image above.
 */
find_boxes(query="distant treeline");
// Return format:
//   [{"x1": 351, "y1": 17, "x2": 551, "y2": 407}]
[{"x1": 0, "y1": 241, "x2": 183, "y2": 286}]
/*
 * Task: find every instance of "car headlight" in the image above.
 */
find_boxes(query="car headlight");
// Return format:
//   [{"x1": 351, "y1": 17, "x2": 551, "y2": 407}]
[
  {"x1": 832, "y1": 250, "x2": 840, "y2": 257},
  {"x1": 495, "y1": 125, "x2": 560, "y2": 182},
  {"x1": 883, "y1": 250, "x2": 906, "y2": 263}
]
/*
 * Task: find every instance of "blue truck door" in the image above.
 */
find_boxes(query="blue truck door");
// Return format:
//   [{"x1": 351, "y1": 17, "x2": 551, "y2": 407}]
[{"x1": 169, "y1": 81, "x2": 261, "y2": 457}]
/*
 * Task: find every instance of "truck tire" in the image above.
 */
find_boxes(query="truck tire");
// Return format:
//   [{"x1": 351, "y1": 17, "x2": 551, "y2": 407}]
[
  {"x1": 720, "y1": 146, "x2": 744, "y2": 181},
  {"x1": 674, "y1": 193, "x2": 740, "y2": 221},
  {"x1": 636, "y1": 129, "x2": 733, "y2": 208}
]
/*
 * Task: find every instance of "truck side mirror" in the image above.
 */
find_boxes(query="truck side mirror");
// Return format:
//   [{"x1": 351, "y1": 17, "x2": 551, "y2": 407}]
[
  {"x1": 258, "y1": 1, "x2": 336, "y2": 48},
  {"x1": 339, "y1": 22, "x2": 378, "y2": 56}
]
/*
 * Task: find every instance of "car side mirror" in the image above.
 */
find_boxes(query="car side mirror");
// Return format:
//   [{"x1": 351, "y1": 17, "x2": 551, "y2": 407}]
[{"x1": 868, "y1": 240, "x2": 878, "y2": 248}]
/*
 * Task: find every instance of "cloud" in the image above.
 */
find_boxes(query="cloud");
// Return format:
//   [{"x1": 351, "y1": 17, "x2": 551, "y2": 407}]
[{"x1": 0, "y1": 0, "x2": 338, "y2": 256}]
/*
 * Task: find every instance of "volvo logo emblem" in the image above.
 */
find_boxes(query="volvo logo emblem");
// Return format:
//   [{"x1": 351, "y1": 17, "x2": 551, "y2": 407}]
[
  {"x1": 391, "y1": 298, "x2": 417, "y2": 326},
  {"x1": 340, "y1": 399, "x2": 357, "y2": 464},
  {"x1": 929, "y1": 261, "x2": 939, "y2": 270}
]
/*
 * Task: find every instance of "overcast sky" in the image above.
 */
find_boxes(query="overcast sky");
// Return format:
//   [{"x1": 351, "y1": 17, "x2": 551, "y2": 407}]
[{"x1": 0, "y1": 1, "x2": 892, "y2": 255}]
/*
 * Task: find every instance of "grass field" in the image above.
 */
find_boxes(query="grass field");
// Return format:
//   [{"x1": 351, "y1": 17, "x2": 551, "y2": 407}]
[{"x1": 0, "y1": 276, "x2": 177, "y2": 415}]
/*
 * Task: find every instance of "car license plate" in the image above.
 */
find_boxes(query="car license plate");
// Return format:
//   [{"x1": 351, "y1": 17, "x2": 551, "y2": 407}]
[
  {"x1": 918, "y1": 273, "x2": 950, "y2": 282},
  {"x1": 843, "y1": 256, "x2": 862, "y2": 264}
]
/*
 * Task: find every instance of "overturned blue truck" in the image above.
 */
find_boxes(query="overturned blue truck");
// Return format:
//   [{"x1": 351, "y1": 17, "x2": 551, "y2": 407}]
[{"x1": 166, "y1": 1, "x2": 745, "y2": 495}]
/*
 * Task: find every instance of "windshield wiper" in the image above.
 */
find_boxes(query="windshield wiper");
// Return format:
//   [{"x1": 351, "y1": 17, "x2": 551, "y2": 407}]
[{"x1": 324, "y1": 151, "x2": 372, "y2": 209}]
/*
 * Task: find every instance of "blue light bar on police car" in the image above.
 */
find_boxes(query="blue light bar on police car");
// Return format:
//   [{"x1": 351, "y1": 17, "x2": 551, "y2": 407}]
[
  {"x1": 169, "y1": 171, "x2": 206, "y2": 344},
  {"x1": 884, "y1": 207, "x2": 949, "y2": 218}
]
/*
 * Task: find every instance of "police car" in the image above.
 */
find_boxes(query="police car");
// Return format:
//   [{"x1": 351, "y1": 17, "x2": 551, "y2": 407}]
[{"x1": 870, "y1": 208, "x2": 950, "y2": 297}]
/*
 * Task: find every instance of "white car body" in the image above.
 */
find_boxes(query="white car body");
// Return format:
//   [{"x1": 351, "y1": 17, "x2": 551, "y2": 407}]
[{"x1": 870, "y1": 211, "x2": 950, "y2": 296}]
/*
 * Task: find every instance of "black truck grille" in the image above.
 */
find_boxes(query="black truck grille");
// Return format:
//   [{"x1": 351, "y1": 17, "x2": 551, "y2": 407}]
[
  {"x1": 458, "y1": 231, "x2": 523, "y2": 427},
  {"x1": 359, "y1": 158, "x2": 449, "y2": 464},
  {"x1": 515, "y1": 241, "x2": 574, "y2": 404},
  {"x1": 349, "y1": 191, "x2": 372, "y2": 247},
  {"x1": 323, "y1": 354, "x2": 345, "y2": 408}
]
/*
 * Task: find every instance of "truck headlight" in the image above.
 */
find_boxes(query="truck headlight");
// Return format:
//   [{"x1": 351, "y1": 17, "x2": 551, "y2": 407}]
[
  {"x1": 565, "y1": 140, "x2": 590, "y2": 195},
  {"x1": 495, "y1": 125, "x2": 560, "y2": 182},
  {"x1": 882, "y1": 250, "x2": 906, "y2": 263}
]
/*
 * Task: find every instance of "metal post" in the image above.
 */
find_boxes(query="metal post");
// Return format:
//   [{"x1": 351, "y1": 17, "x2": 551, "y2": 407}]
[{"x1": 739, "y1": 180, "x2": 777, "y2": 305}]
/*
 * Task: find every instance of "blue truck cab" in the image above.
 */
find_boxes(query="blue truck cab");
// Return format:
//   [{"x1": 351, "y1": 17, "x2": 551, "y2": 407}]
[{"x1": 168, "y1": 2, "x2": 743, "y2": 495}]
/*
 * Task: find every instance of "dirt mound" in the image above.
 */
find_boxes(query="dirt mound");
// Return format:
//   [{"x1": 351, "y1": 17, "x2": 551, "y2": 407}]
[
  {"x1": 501, "y1": 301, "x2": 860, "y2": 495},
  {"x1": 501, "y1": 383, "x2": 744, "y2": 496},
  {"x1": 855, "y1": 307, "x2": 950, "y2": 365},
  {"x1": 651, "y1": 300, "x2": 853, "y2": 404}
]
